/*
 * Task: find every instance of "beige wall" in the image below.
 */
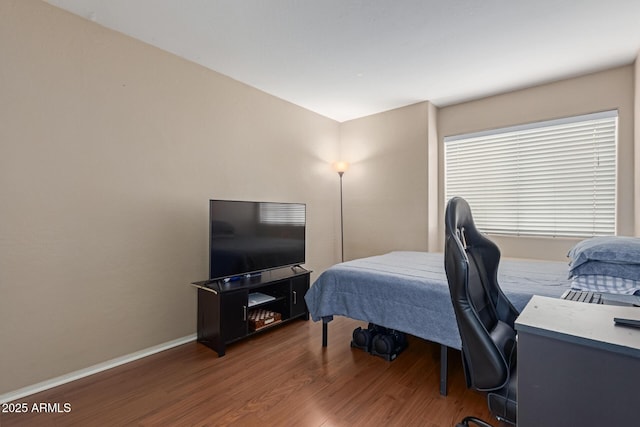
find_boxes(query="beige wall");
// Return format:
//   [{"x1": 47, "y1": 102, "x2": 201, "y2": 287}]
[
  {"x1": 339, "y1": 66, "x2": 637, "y2": 263},
  {"x1": 426, "y1": 102, "x2": 440, "y2": 252},
  {"x1": 338, "y1": 66, "x2": 637, "y2": 264},
  {"x1": 635, "y1": 53, "x2": 640, "y2": 236},
  {"x1": 438, "y1": 65, "x2": 637, "y2": 260},
  {"x1": 0, "y1": 0, "x2": 340, "y2": 395},
  {"x1": 339, "y1": 102, "x2": 430, "y2": 260}
]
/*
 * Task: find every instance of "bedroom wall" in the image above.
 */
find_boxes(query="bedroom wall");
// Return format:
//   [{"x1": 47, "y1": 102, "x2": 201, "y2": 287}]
[
  {"x1": 339, "y1": 102, "x2": 430, "y2": 260},
  {"x1": 438, "y1": 65, "x2": 636, "y2": 260},
  {"x1": 338, "y1": 66, "x2": 636, "y2": 263},
  {"x1": 0, "y1": 0, "x2": 340, "y2": 395},
  {"x1": 635, "y1": 54, "x2": 640, "y2": 236}
]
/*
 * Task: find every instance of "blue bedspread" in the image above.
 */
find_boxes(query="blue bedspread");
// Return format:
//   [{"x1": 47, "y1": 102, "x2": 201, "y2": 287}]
[{"x1": 304, "y1": 251, "x2": 570, "y2": 349}]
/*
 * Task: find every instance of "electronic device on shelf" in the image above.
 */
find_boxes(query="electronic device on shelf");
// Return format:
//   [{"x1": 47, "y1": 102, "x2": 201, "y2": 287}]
[
  {"x1": 248, "y1": 292, "x2": 276, "y2": 307},
  {"x1": 209, "y1": 199, "x2": 306, "y2": 280}
]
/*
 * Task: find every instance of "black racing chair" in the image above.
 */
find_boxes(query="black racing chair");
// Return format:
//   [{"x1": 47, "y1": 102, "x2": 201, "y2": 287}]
[{"x1": 444, "y1": 197, "x2": 519, "y2": 427}]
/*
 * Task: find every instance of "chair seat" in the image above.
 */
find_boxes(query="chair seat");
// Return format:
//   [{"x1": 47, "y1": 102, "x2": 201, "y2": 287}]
[{"x1": 487, "y1": 367, "x2": 517, "y2": 424}]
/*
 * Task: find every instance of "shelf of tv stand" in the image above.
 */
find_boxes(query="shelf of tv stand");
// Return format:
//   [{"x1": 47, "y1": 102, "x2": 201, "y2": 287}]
[{"x1": 192, "y1": 265, "x2": 311, "y2": 357}]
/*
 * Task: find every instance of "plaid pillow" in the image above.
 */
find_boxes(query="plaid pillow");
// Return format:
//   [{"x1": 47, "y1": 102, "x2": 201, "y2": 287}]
[{"x1": 571, "y1": 274, "x2": 640, "y2": 294}]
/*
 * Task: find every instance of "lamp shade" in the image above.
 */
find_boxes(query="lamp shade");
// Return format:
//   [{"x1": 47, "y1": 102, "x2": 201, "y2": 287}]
[{"x1": 333, "y1": 161, "x2": 349, "y2": 174}]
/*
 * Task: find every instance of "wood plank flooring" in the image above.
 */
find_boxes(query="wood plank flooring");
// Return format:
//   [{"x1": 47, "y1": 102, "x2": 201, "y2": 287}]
[{"x1": 1, "y1": 317, "x2": 494, "y2": 426}]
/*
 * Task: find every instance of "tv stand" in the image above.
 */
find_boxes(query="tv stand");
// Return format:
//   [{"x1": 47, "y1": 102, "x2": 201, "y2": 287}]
[{"x1": 192, "y1": 266, "x2": 311, "y2": 356}]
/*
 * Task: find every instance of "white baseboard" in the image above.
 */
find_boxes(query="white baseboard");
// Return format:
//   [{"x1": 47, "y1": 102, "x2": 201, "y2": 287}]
[{"x1": 0, "y1": 334, "x2": 197, "y2": 404}]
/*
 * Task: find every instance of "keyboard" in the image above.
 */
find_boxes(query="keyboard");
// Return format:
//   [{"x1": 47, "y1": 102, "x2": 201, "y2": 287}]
[{"x1": 561, "y1": 289, "x2": 603, "y2": 304}]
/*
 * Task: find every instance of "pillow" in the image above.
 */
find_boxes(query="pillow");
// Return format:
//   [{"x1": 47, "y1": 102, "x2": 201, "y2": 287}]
[
  {"x1": 569, "y1": 260, "x2": 640, "y2": 281},
  {"x1": 567, "y1": 236, "x2": 640, "y2": 268},
  {"x1": 571, "y1": 274, "x2": 640, "y2": 295}
]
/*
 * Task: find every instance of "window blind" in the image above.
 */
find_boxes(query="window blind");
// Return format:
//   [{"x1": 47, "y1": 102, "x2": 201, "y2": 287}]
[
  {"x1": 259, "y1": 203, "x2": 306, "y2": 225},
  {"x1": 444, "y1": 110, "x2": 617, "y2": 238}
]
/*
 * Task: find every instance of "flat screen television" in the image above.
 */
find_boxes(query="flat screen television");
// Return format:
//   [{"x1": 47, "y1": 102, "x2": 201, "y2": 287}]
[{"x1": 209, "y1": 199, "x2": 306, "y2": 280}]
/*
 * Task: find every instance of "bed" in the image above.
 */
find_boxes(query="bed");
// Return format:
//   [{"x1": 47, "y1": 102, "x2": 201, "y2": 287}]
[{"x1": 304, "y1": 251, "x2": 571, "y2": 394}]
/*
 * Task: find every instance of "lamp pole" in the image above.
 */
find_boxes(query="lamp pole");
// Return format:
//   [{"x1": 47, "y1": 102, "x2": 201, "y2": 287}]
[
  {"x1": 333, "y1": 161, "x2": 349, "y2": 263},
  {"x1": 338, "y1": 170, "x2": 345, "y2": 262}
]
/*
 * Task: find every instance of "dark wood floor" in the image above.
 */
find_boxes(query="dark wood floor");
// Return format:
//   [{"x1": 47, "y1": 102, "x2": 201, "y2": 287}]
[{"x1": 2, "y1": 317, "x2": 494, "y2": 426}]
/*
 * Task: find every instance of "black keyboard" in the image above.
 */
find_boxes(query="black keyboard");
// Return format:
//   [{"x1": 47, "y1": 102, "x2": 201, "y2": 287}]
[{"x1": 561, "y1": 289, "x2": 603, "y2": 304}]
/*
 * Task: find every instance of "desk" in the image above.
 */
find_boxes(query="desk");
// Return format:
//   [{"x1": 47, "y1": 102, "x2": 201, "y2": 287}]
[{"x1": 515, "y1": 296, "x2": 640, "y2": 427}]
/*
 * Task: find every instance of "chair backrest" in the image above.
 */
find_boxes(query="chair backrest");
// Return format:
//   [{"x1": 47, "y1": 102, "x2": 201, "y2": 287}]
[{"x1": 444, "y1": 197, "x2": 519, "y2": 391}]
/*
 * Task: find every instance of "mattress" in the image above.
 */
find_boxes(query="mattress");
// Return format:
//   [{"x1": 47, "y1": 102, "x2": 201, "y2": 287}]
[{"x1": 304, "y1": 251, "x2": 571, "y2": 349}]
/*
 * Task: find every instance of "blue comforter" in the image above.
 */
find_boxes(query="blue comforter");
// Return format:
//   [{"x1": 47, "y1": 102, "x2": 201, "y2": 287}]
[{"x1": 304, "y1": 251, "x2": 570, "y2": 349}]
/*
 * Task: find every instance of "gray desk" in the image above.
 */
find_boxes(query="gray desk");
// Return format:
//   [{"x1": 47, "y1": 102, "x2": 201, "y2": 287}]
[{"x1": 515, "y1": 295, "x2": 640, "y2": 427}]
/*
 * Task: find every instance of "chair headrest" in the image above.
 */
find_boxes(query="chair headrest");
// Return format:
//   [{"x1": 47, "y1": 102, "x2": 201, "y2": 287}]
[{"x1": 445, "y1": 197, "x2": 476, "y2": 244}]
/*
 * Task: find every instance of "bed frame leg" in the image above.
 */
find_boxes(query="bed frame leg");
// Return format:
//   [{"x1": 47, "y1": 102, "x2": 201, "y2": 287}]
[
  {"x1": 322, "y1": 321, "x2": 328, "y2": 347},
  {"x1": 440, "y1": 345, "x2": 448, "y2": 396}
]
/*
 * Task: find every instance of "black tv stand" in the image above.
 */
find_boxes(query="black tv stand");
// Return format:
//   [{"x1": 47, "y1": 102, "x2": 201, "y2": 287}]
[{"x1": 192, "y1": 266, "x2": 311, "y2": 356}]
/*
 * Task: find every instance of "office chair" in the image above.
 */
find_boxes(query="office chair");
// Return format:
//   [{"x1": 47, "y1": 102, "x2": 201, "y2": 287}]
[{"x1": 444, "y1": 197, "x2": 519, "y2": 427}]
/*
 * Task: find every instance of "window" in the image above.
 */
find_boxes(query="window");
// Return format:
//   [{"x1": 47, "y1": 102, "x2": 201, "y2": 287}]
[{"x1": 444, "y1": 111, "x2": 617, "y2": 238}]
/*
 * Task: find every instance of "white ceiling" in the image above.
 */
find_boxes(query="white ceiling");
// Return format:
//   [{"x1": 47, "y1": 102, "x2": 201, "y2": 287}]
[{"x1": 45, "y1": 0, "x2": 640, "y2": 122}]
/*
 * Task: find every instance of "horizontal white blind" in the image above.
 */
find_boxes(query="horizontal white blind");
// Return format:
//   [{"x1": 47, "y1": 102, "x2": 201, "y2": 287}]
[
  {"x1": 259, "y1": 203, "x2": 305, "y2": 225},
  {"x1": 445, "y1": 111, "x2": 617, "y2": 238}
]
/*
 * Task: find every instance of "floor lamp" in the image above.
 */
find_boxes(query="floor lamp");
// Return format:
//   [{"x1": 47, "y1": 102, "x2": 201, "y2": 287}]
[{"x1": 333, "y1": 161, "x2": 349, "y2": 262}]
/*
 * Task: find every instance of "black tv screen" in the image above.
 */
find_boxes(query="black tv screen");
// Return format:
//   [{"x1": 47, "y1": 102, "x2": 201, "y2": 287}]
[{"x1": 209, "y1": 200, "x2": 306, "y2": 280}]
